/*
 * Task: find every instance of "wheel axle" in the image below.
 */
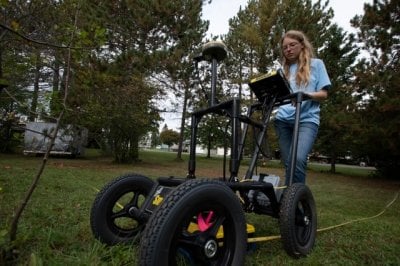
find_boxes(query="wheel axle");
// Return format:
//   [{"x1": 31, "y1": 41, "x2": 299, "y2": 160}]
[{"x1": 204, "y1": 238, "x2": 218, "y2": 258}]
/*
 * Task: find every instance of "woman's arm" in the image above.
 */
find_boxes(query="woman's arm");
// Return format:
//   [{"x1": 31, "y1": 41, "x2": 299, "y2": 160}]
[{"x1": 308, "y1": 85, "x2": 330, "y2": 102}]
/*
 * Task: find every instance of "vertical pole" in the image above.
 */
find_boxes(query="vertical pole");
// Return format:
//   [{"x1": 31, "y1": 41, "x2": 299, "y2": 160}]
[
  {"x1": 238, "y1": 105, "x2": 252, "y2": 166},
  {"x1": 229, "y1": 98, "x2": 241, "y2": 180},
  {"x1": 244, "y1": 99, "x2": 275, "y2": 179},
  {"x1": 188, "y1": 114, "x2": 199, "y2": 178},
  {"x1": 288, "y1": 92, "x2": 303, "y2": 185},
  {"x1": 210, "y1": 58, "x2": 217, "y2": 107}
]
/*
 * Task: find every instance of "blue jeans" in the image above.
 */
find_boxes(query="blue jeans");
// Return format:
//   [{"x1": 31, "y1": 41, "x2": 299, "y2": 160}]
[{"x1": 274, "y1": 120, "x2": 318, "y2": 185}]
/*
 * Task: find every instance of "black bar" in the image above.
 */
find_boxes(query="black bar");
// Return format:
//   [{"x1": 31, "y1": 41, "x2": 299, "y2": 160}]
[
  {"x1": 239, "y1": 115, "x2": 264, "y2": 129},
  {"x1": 229, "y1": 98, "x2": 241, "y2": 180},
  {"x1": 158, "y1": 177, "x2": 187, "y2": 186},
  {"x1": 192, "y1": 99, "x2": 233, "y2": 117},
  {"x1": 244, "y1": 97, "x2": 276, "y2": 179},
  {"x1": 210, "y1": 58, "x2": 218, "y2": 107},
  {"x1": 237, "y1": 102, "x2": 264, "y2": 161},
  {"x1": 288, "y1": 92, "x2": 304, "y2": 185},
  {"x1": 187, "y1": 114, "x2": 200, "y2": 178}
]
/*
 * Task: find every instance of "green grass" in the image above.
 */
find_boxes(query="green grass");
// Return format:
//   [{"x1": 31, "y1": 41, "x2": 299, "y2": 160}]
[{"x1": 0, "y1": 149, "x2": 399, "y2": 265}]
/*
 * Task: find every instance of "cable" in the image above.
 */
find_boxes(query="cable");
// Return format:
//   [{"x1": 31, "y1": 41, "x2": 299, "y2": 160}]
[
  {"x1": 247, "y1": 191, "x2": 399, "y2": 243},
  {"x1": 316, "y1": 191, "x2": 399, "y2": 233}
]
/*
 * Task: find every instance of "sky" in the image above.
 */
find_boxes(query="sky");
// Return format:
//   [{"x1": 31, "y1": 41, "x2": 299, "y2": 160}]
[
  {"x1": 202, "y1": 0, "x2": 372, "y2": 37},
  {"x1": 161, "y1": 0, "x2": 372, "y2": 131}
]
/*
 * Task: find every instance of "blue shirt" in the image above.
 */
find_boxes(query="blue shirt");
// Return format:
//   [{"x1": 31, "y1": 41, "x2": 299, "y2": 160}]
[{"x1": 275, "y1": 58, "x2": 331, "y2": 126}]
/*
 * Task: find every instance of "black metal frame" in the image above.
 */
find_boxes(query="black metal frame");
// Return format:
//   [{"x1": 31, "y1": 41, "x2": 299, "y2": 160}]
[{"x1": 157, "y1": 53, "x2": 309, "y2": 218}]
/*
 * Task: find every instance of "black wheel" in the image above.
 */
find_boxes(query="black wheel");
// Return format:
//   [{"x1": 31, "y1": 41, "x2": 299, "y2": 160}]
[
  {"x1": 279, "y1": 183, "x2": 317, "y2": 258},
  {"x1": 90, "y1": 174, "x2": 155, "y2": 245},
  {"x1": 139, "y1": 179, "x2": 247, "y2": 266}
]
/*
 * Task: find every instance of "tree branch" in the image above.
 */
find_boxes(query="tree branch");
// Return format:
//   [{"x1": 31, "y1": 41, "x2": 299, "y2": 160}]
[{"x1": 8, "y1": 5, "x2": 79, "y2": 246}]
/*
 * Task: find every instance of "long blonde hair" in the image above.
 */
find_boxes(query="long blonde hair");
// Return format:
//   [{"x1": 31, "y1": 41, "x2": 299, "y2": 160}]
[{"x1": 281, "y1": 30, "x2": 314, "y2": 86}]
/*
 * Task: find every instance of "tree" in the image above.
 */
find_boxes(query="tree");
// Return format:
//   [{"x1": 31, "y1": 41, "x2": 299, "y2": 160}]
[
  {"x1": 0, "y1": 0, "x2": 214, "y2": 163},
  {"x1": 150, "y1": 130, "x2": 160, "y2": 148},
  {"x1": 0, "y1": 1, "x2": 80, "y2": 258},
  {"x1": 0, "y1": 0, "x2": 62, "y2": 151},
  {"x1": 160, "y1": 128, "x2": 180, "y2": 150},
  {"x1": 313, "y1": 24, "x2": 360, "y2": 173},
  {"x1": 351, "y1": 0, "x2": 400, "y2": 178},
  {"x1": 153, "y1": 0, "x2": 208, "y2": 160},
  {"x1": 197, "y1": 115, "x2": 230, "y2": 158},
  {"x1": 60, "y1": 0, "x2": 209, "y2": 163}
]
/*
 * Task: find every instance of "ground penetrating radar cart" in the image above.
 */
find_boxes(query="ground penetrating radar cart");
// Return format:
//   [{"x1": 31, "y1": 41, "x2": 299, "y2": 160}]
[{"x1": 90, "y1": 41, "x2": 317, "y2": 265}]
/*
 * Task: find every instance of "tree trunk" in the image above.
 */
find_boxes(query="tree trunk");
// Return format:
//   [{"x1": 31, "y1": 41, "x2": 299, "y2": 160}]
[
  {"x1": 177, "y1": 83, "x2": 189, "y2": 160},
  {"x1": 330, "y1": 157, "x2": 336, "y2": 173},
  {"x1": 129, "y1": 136, "x2": 139, "y2": 161},
  {"x1": 29, "y1": 50, "x2": 41, "y2": 121},
  {"x1": 50, "y1": 52, "x2": 60, "y2": 116},
  {"x1": 207, "y1": 135, "x2": 211, "y2": 158}
]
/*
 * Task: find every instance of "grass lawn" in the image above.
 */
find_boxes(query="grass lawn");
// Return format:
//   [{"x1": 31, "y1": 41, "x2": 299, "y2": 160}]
[{"x1": 1, "y1": 149, "x2": 399, "y2": 265}]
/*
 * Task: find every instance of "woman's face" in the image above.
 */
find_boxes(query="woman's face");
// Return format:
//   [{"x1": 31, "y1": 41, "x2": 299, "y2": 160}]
[{"x1": 282, "y1": 37, "x2": 304, "y2": 63}]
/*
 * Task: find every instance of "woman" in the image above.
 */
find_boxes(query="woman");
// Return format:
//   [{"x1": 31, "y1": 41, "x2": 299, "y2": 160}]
[{"x1": 275, "y1": 30, "x2": 331, "y2": 185}]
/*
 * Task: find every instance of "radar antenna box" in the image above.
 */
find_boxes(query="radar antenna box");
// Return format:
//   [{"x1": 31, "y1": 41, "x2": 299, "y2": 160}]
[{"x1": 248, "y1": 69, "x2": 292, "y2": 102}]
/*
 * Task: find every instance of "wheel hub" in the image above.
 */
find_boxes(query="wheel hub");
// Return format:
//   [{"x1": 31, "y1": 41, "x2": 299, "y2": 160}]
[
  {"x1": 128, "y1": 206, "x2": 137, "y2": 215},
  {"x1": 303, "y1": 215, "x2": 310, "y2": 225},
  {"x1": 204, "y1": 239, "x2": 218, "y2": 258}
]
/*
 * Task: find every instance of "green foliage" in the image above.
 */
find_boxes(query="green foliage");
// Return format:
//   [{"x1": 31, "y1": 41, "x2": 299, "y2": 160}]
[
  {"x1": 350, "y1": 0, "x2": 400, "y2": 178},
  {"x1": 314, "y1": 25, "x2": 360, "y2": 172},
  {"x1": 197, "y1": 115, "x2": 230, "y2": 158},
  {"x1": 0, "y1": 0, "x2": 208, "y2": 163},
  {"x1": 224, "y1": 0, "x2": 334, "y2": 80},
  {"x1": 160, "y1": 129, "x2": 180, "y2": 148},
  {"x1": 0, "y1": 112, "x2": 22, "y2": 153}
]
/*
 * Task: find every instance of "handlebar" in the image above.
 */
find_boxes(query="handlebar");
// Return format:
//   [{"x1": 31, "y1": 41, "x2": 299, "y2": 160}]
[{"x1": 276, "y1": 92, "x2": 311, "y2": 107}]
